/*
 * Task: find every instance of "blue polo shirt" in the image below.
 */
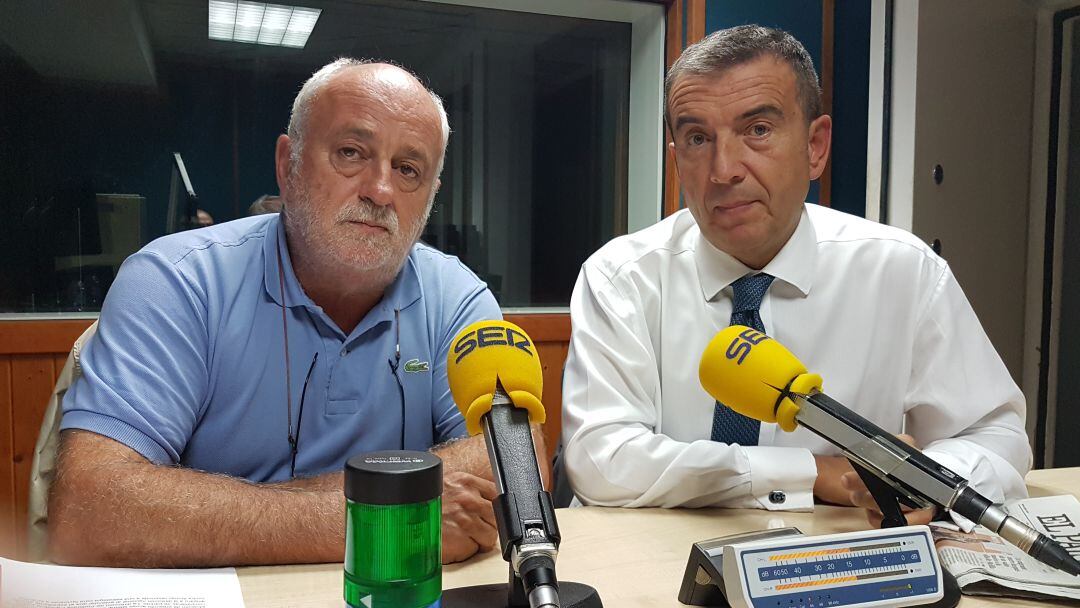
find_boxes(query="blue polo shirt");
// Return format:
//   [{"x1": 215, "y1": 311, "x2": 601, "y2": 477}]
[{"x1": 61, "y1": 214, "x2": 501, "y2": 482}]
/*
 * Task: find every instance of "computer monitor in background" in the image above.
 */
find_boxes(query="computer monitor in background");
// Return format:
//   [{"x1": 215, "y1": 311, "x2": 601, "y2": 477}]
[
  {"x1": 51, "y1": 192, "x2": 145, "y2": 310},
  {"x1": 48, "y1": 179, "x2": 103, "y2": 257},
  {"x1": 166, "y1": 152, "x2": 197, "y2": 234}
]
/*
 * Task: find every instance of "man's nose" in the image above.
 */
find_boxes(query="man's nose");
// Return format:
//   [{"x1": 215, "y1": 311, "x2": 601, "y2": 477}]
[
  {"x1": 709, "y1": 137, "x2": 747, "y2": 185},
  {"x1": 361, "y1": 161, "x2": 394, "y2": 206}
]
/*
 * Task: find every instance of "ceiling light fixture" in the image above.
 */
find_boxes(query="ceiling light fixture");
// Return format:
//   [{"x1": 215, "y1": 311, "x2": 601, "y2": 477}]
[{"x1": 208, "y1": 1, "x2": 321, "y2": 48}]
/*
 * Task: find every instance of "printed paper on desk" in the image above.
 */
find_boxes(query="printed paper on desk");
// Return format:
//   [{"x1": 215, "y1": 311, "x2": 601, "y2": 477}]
[
  {"x1": 0, "y1": 556, "x2": 245, "y2": 607},
  {"x1": 931, "y1": 494, "x2": 1080, "y2": 600}
]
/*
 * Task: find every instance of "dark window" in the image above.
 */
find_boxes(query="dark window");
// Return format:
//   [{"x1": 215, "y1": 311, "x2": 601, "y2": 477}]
[{"x1": 0, "y1": 0, "x2": 637, "y2": 312}]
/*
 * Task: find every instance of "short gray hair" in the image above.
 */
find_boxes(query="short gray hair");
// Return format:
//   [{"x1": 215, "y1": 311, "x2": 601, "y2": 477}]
[
  {"x1": 665, "y1": 25, "x2": 822, "y2": 125},
  {"x1": 286, "y1": 57, "x2": 451, "y2": 176}
]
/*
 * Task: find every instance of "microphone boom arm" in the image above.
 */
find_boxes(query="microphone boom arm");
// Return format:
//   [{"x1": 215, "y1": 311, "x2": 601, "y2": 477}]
[
  {"x1": 794, "y1": 391, "x2": 962, "y2": 512},
  {"x1": 697, "y1": 325, "x2": 1080, "y2": 576},
  {"x1": 789, "y1": 390, "x2": 1080, "y2": 577}
]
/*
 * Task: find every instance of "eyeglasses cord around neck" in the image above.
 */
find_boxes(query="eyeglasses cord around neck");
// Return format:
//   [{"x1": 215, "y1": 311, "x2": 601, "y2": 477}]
[
  {"x1": 277, "y1": 238, "x2": 318, "y2": 478},
  {"x1": 278, "y1": 236, "x2": 406, "y2": 475}
]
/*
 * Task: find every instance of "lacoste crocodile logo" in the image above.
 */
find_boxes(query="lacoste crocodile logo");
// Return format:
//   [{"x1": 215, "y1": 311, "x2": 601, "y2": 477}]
[{"x1": 403, "y1": 358, "x2": 430, "y2": 373}]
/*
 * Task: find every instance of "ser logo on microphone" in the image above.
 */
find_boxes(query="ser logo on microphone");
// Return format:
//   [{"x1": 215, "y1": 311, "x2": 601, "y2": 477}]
[
  {"x1": 725, "y1": 328, "x2": 768, "y2": 365},
  {"x1": 453, "y1": 325, "x2": 534, "y2": 363}
]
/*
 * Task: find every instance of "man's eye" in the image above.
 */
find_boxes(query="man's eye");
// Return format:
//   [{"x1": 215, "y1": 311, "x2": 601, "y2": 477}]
[
  {"x1": 688, "y1": 133, "x2": 706, "y2": 146},
  {"x1": 749, "y1": 123, "x2": 772, "y2": 137},
  {"x1": 399, "y1": 164, "x2": 419, "y2": 179},
  {"x1": 340, "y1": 147, "x2": 360, "y2": 159}
]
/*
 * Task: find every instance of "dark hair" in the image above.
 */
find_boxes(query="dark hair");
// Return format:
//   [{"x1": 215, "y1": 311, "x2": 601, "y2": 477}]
[{"x1": 665, "y1": 25, "x2": 823, "y2": 125}]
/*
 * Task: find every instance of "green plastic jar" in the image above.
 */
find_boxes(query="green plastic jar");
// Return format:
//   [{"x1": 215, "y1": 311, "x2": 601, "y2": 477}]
[{"x1": 344, "y1": 451, "x2": 442, "y2": 608}]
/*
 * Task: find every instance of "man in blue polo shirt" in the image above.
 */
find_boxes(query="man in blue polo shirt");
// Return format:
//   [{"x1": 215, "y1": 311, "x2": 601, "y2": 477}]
[{"x1": 49, "y1": 59, "x2": 506, "y2": 567}]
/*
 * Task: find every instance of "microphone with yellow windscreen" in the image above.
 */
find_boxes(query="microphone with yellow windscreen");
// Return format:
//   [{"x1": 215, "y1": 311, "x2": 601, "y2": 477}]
[
  {"x1": 447, "y1": 320, "x2": 546, "y2": 436},
  {"x1": 698, "y1": 325, "x2": 822, "y2": 433},
  {"x1": 444, "y1": 321, "x2": 602, "y2": 608},
  {"x1": 698, "y1": 325, "x2": 1080, "y2": 577}
]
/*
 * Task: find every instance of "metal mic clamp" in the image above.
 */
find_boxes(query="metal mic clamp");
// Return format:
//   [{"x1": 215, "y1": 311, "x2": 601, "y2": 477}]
[{"x1": 850, "y1": 460, "x2": 925, "y2": 529}]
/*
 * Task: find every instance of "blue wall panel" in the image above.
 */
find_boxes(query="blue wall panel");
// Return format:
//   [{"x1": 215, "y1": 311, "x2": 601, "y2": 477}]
[{"x1": 830, "y1": 1, "x2": 871, "y2": 218}]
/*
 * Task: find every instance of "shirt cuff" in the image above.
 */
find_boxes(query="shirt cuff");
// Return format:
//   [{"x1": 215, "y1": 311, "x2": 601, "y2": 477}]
[
  {"x1": 60, "y1": 410, "x2": 175, "y2": 465},
  {"x1": 745, "y1": 446, "x2": 816, "y2": 511}
]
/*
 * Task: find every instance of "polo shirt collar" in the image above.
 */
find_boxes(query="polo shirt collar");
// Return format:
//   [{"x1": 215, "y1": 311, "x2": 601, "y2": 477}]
[
  {"x1": 695, "y1": 204, "x2": 816, "y2": 301},
  {"x1": 374, "y1": 254, "x2": 423, "y2": 318},
  {"x1": 342, "y1": 254, "x2": 423, "y2": 341},
  {"x1": 263, "y1": 215, "x2": 314, "y2": 310}
]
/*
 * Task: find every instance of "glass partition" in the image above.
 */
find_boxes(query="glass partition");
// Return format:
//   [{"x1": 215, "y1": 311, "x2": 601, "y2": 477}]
[{"x1": 0, "y1": 0, "x2": 663, "y2": 313}]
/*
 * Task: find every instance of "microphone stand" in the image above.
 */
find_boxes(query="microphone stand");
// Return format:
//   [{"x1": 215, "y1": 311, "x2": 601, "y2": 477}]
[
  {"x1": 851, "y1": 462, "x2": 919, "y2": 529},
  {"x1": 787, "y1": 391, "x2": 963, "y2": 607},
  {"x1": 441, "y1": 567, "x2": 602, "y2": 608},
  {"x1": 443, "y1": 384, "x2": 602, "y2": 608},
  {"x1": 844, "y1": 460, "x2": 961, "y2": 608}
]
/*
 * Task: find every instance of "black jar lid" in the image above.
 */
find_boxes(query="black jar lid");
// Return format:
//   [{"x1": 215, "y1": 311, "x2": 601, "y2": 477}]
[{"x1": 345, "y1": 450, "x2": 443, "y2": 505}]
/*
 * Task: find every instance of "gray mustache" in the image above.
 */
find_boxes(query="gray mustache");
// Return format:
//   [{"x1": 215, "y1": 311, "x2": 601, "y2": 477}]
[{"x1": 336, "y1": 199, "x2": 398, "y2": 232}]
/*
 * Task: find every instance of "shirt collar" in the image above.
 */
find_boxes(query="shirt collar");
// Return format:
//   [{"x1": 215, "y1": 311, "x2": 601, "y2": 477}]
[
  {"x1": 344, "y1": 254, "x2": 423, "y2": 341},
  {"x1": 375, "y1": 255, "x2": 423, "y2": 317},
  {"x1": 694, "y1": 204, "x2": 817, "y2": 301},
  {"x1": 262, "y1": 214, "x2": 313, "y2": 310},
  {"x1": 261, "y1": 214, "x2": 424, "y2": 334}
]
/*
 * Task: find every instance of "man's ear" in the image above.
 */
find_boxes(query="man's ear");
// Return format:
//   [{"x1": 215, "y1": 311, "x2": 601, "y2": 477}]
[
  {"x1": 807, "y1": 114, "x2": 833, "y2": 181},
  {"x1": 668, "y1": 140, "x2": 683, "y2": 178},
  {"x1": 275, "y1": 135, "x2": 293, "y2": 195}
]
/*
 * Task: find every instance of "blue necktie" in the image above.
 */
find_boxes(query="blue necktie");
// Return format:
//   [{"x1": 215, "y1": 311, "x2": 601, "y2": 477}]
[{"x1": 710, "y1": 273, "x2": 775, "y2": 446}]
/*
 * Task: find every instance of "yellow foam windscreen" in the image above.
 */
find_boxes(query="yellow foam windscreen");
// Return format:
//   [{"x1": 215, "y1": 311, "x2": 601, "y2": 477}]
[
  {"x1": 698, "y1": 325, "x2": 822, "y2": 432},
  {"x1": 446, "y1": 320, "x2": 546, "y2": 436}
]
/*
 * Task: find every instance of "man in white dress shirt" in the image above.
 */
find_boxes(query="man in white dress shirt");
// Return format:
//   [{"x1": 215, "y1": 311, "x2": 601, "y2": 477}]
[{"x1": 561, "y1": 25, "x2": 1031, "y2": 525}]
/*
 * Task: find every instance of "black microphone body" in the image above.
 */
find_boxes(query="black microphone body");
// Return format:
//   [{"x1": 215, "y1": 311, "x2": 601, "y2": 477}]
[
  {"x1": 794, "y1": 390, "x2": 1080, "y2": 577},
  {"x1": 480, "y1": 383, "x2": 562, "y2": 608}
]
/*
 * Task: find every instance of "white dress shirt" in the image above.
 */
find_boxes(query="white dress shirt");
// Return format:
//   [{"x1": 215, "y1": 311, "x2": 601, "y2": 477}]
[{"x1": 562, "y1": 204, "x2": 1031, "y2": 513}]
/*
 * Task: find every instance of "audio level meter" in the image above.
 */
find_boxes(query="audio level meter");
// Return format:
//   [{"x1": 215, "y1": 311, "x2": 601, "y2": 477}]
[{"x1": 680, "y1": 526, "x2": 945, "y2": 608}]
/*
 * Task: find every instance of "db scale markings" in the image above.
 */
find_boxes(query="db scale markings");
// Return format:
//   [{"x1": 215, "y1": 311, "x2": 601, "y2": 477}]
[{"x1": 756, "y1": 541, "x2": 921, "y2": 590}]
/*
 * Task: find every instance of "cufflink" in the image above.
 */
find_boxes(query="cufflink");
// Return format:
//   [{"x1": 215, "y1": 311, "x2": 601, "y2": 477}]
[{"x1": 769, "y1": 490, "x2": 786, "y2": 504}]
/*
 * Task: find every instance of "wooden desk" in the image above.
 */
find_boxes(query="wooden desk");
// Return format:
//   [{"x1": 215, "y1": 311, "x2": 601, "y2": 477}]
[{"x1": 237, "y1": 468, "x2": 1080, "y2": 607}]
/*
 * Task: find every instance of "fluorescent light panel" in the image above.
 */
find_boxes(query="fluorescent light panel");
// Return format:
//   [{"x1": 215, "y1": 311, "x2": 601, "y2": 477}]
[{"x1": 208, "y1": 1, "x2": 320, "y2": 48}]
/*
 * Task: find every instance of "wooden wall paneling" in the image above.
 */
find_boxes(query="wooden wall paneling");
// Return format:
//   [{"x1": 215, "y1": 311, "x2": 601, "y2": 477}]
[
  {"x1": 663, "y1": 0, "x2": 684, "y2": 218},
  {"x1": 0, "y1": 320, "x2": 94, "y2": 355},
  {"x1": 505, "y1": 313, "x2": 570, "y2": 343},
  {"x1": 665, "y1": 0, "x2": 683, "y2": 68},
  {"x1": 535, "y1": 342, "x2": 570, "y2": 461},
  {"x1": 0, "y1": 358, "x2": 16, "y2": 559},
  {"x1": 663, "y1": 139, "x2": 681, "y2": 217},
  {"x1": 505, "y1": 314, "x2": 572, "y2": 462},
  {"x1": 10, "y1": 355, "x2": 58, "y2": 559},
  {"x1": 820, "y1": 0, "x2": 835, "y2": 206},
  {"x1": 686, "y1": 0, "x2": 706, "y2": 46},
  {"x1": 53, "y1": 354, "x2": 68, "y2": 381}
]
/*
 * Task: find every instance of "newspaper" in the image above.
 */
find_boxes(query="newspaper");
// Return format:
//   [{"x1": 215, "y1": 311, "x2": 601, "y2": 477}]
[
  {"x1": 931, "y1": 495, "x2": 1080, "y2": 600},
  {"x1": 0, "y1": 557, "x2": 245, "y2": 608}
]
